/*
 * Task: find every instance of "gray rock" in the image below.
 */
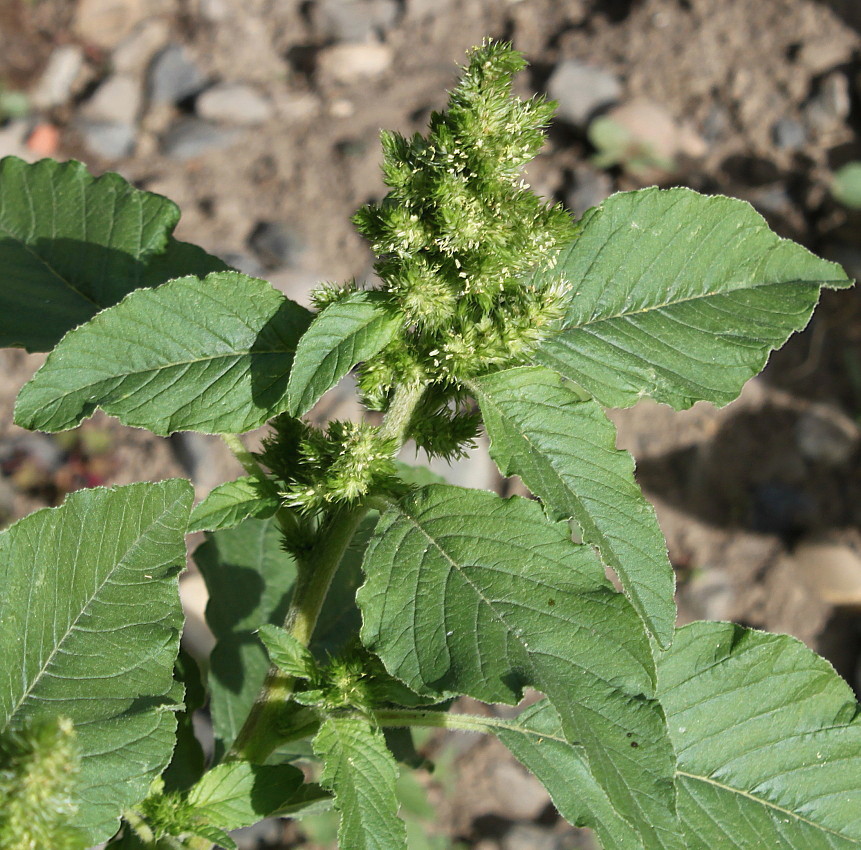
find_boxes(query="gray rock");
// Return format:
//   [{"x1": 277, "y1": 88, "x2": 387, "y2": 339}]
[
  {"x1": 804, "y1": 72, "x2": 851, "y2": 131},
  {"x1": 0, "y1": 120, "x2": 30, "y2": 160},
  {"x1": 161, "y1": 117, "x2": 238, "y2": 160},
  {"x1": 317, "y1": 43, "x2": 393, "y2": 84},
  {"x1": 701, "y1": 104, "x2": 730, "y2": 144},
  {"x1": 502, "y1": 824, "x2": 561, "y2": 850},
  {"x1": 196, "y1": 82, "x2": 272, "y2": 126},
  {"x1": 82, "y1": 75, "x2": 142, "y2": 126},
  {"x1": 31, "y1": 45, "x2": 85, "y2": 109},
  {"x1": 147, "y1": 44, "x2": 208, "y2": 105},
  {"x1": 77, "y1": 119, "x2": 136, "y2": 159},
  {"x1": 219, "y1": 251, "x2": 266, "y2": 278},
  {"x1": 565, "y1": 165, "x2": 612, "y2": 216},
  {"x1": 796, "y1": 405, "x2": 859, "y2": 466},
  {"x1": 772, "y1": 117, "x2": 807, "y2": 150},
  {"x1": 248, "y1": 221, "x2": 307, "y2": 269},
  {"x1": 312, "y1": 0, "x2": 399, "y2": 42},
  {"x1": 546, "y1": 60, "x2": 622, "y2": 129},
  {"x1": 112, "y1": 18, "x2": 171, "y2": 75}
]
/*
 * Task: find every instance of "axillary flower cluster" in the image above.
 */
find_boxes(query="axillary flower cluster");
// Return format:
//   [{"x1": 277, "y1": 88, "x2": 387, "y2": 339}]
[{"x1": 267, "y1": 41, "x2": 575, "y2": 513}]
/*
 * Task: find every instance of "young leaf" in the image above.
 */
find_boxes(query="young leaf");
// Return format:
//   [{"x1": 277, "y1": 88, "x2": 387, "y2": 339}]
[
  {"x1": 471, "y1": 365, "x2": 675, "y2": 647},
  {"x1": 358, "y1": 484, "x2": 682, "y2": 849},
  {"x1": 14, "y1": 271, "x2": 313, "y2": 436},
  {"x1": 259, "y1": 624, "x2": 317, "y2": 679},
  {"x1": 187, "y1": 476, "x2": 280, "y2": 533},
  {"x1": 658, "y1": 621, "x2": 861, "y2": 848},
  {"x1": 532, "y1": 187, "x2": 851, "y2": 409},
  {"x1": 0, "y1": 480, "x2": 192, "y2": 845},
  {"x1": 0, "y1": 156, "x2": 225, "y2": 352},
  {"x1": 496, "y1": 701, "x2": 645, "y2": 850},
  {"x1": 194, "y1": 516, "x2": 297, "y2": 760},
  {"x1": 287, "y1": 290, "x2": 402, "y2": 416},
  {"x1": 186, "y1": 762, "x2": 321, "y2": 830},
  {"x1": 313, "y1": 714, "x2": 408, "y2": 850}
]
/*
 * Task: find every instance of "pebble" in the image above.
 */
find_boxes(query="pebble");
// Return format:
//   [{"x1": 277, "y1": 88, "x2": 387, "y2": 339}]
[
  {"x1": 546, "y1": 60, "x2": 622, "y2": 129},
  {"x1": 161, "y1": 117, "x2": 238, "y2": 160},
  {"x1": 219, "y1": 251, "x2": 267, "y2": 278},
  {"x1": 312, "y1": 0, "x2": 399, "y2": 42},
  {"x1": 77, "y1": 119, "x2": 136, "y2": 159},
  {"x1": 112, "y1": 18, "x2": 171, "y2": 75},
  {"x1": 795, "y1": 405, "x2": 859, "y2": 466},
  {"x1": 317, "y1": 43, "x2": 393, "y2": 84},
  {"x1": 31, "y1": 45, "x2": 85, "y2": 109},
  {"x1": 771, "y1": 117, "x2": 807, "y2": 151},
  {"x1": 196, "y1": 83, "x2": 272, "y2": 126},
  {"x1": 501, "y1": 824, "x2": 561, "y2": 850},
  {"x1": 0, "y1": 120, "x2": 31, "y2": 160},
  {"x1": 248, "y1": 221, "x2": 307, "y2": 269},
  {"x1": 147, "y1": 44, "x2": 208, "y2": 105},
  {"x1": 73, "y1": 0, "x2": 159, "y2": 50},
  {"x1": 804, "y1": 72, "x2": 851, "y2": 131},
  {"x1": 565, "y1": 165, "x2": 613, "y2": 216},
  {"x1": 82, "y1": 75, "x2": 142, "y2": 127},
  {"x1": 603, "y1": 99, "x2": 707, "y2": 162}
]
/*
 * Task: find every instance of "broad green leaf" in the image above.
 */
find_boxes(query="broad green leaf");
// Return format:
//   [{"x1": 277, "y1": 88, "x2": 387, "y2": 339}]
[
  {"x1": 472, "y1": 365, "x2": 675, "y2": 647},
  {"x1": 186, "y1": 762, "x2": 317, "y2": 830},
  {"x1": 161, "y1": 649, "x2": 206, "y2": 794},
  {"x1": 533, "y1": 187, "x2": 851, "y2": 409},
  {"x1": 0, "y1": 480, "x2": 192, "y2": 845},
  {"x1": 187, "y1": 476, "x2": 279, "y2": 533},
  {"x1": 358, "y1": 485, "x2": 682, "y2": 849},
  {"x1": 313, "y1": 714, "x2": 407, "y2": 850},
  {"x1": 259, "y1": 624, "x2": 316, "y2": 679},
  {"x1": 0, "y1": 156, "x2": 225, "y2": 352},
  {"x1": 287, "y1": 291, "x2": 402, "y2": 416},
  {"x1": 15, "y1": 271, "x2": 313, "y2": 435},
  {"x1": 194, "y1": 516, "x2": 297, "y2": 761},
  {"x1": 497, "y1": 701, "x2": 645, "y2": 850},
  {"x1": 659, "y1": 622, "x2": 861, "y2": 849}
]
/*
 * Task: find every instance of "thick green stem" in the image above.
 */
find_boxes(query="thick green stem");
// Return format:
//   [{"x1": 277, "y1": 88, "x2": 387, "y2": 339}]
[
  {"x1": 374, "y1": 708, "x2": 520, "y2": 736},
  {"x1": 226, "y1": 379, "x2": 427, "y2": 763}
]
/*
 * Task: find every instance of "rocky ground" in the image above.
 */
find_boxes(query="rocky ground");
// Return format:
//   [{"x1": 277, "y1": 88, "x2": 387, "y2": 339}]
[{"x1": 3, "y1": 0, "x2": 861, "y2": 847}]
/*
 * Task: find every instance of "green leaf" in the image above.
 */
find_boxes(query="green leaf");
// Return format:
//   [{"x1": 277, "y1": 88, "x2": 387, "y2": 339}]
[
  {"x1": 194, "y1": 516, "x2": 297, "y2": 761},
  {"x1": 472, "y1": 365, "x2": 675, "y2": 647},
  {"x1": 497, "y1": 701, "x2": 645, "y2": 850},
  {"x1": 658, "y1": 621, "x2": 861, "y2": 849},
  {"x1": 186, "y1": 761, "x2": 313, "y2": 830},
  {"x1": 287, "y1": 291, "x2": 402, "y2": 416},
  {"x1": 161, "y1": 650, "x2": 206, "y2": 794},
  {"x1": 313, "y1": 715, "x2": 407, "y2": 850},
  {"x1": 0, "y1": 480, "x2": 192, "y2": 845},
  {"x1": 188, "y1": 476, "x2": 279, "y2": 533},
  {"x1": 533, "y1": 187, "x2": 851, "y2": 409},
  {"x1": 14, "y1": 271, "x2": 313, "y2": 436},
  {"x1": 358, "y1": 484, "x2": 682, "y2": 849},
  {"x1": 0, "y1": 156, "x2": 225, "y2": 352},
  {"x1": 259, "y1": 624, "x2": 317, "y2": 679}
]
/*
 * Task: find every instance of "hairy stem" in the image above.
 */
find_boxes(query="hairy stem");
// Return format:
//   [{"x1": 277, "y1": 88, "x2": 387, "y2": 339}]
[
  {"x1": 374, "y1": 708, "x2": 521, "y2": 736},
  {"x1": 226, "y1": 380, "x2": 427, "y2": 763}
]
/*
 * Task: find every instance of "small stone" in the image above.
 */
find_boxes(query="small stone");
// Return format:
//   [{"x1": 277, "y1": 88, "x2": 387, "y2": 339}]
[
  {"x1": 161, "y1": 117, "x2": 238, "y2": 160},
  {"x1": 797, "y1": 36, "x2": 854, "y2": 75},
  {"x1": 220, "y1": 251, "x2": 266, "y2": 278},
  {"x1": 804, "y1": 72, "x2": 851, "y2": 131},
  {"x1": 248, "y1": 221, "x2": 306, "y2": 269},
  {"x1": 77, "y1": 119, "x2": 136, "y2": 159},
  {"x1": 31, "y1": 45, "x2": 85, "y2": 109},
  {"x1": 196, "y1": 0, "x2": 230, "y2": 21},
  {"x1": 546, "y1": 60, "x2": 622, "y2": 129},
  {"x1": 488, "y1": 761, "x2": 549, "y2": 821},
  {"x1": 771, "y1": 117, "x2": 807, "y2": 151},
  {"x1": 147, "y1": 44, "x2": 208, "y2": 106},
  {"x1": 196, "y1": 83, "x2": 272, "y2": 126},
  {"x1": 311, "y1": 0, "x2": 399, "y2": 42},
  {"x1": 73, "y1": 0, "x2": 156, "y2": 50},
  {"x1": 603, "y1": 99, "x2": 707, "y2": 162},
  {"x1": 701, "y1": 104, "x2": 729, "y2": 144},
  {"x1": 112, "y1": 18, "x2": 171, "y2": 75},
  {"x1": 0, "y1": 120, "x2": 30, "y2": 160},
  {"x1": 501, "y1": 824, "x2": 560, "y2": 850},
  {"x1": 317, "y1": 43, "x2": 393, "y2": 84},
  {"x1": 565, "y1": 165, "x2": 612, "y2": 216},
  {"x1": 82, "y1": 75, "x2": 142, "y2": 126},
  {"x1": 796, "y1": 405, "x2": 859, "y2": 466}
]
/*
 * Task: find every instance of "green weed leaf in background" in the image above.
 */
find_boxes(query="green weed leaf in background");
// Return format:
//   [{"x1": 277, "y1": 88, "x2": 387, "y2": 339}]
[
  {"x1": 0, "y1": 480, "x2": 192, "y2": 844},
  {"x1": 188, "y1": 476, "x2": 280, "y2": 533},
  {"x1": 14, "y1": 271, "x2": 312, "y2": 435},
  {"x1": 359, "y1": 484, "x2": 682, "y2": 849},
  {"x1": 472, "y1": 365, "x2": 675, "y2": 646},
  {"x1": 0, "y1": 156, "x2": 225, "y2": 352},
  {"x1": 313, "y1": 714, "x2": 408, "y2": 850},
  {"x1": 287, "y1": 290, "x2": 402, "y2": 416},
  {"x1": 532, "y1": 187, "x2": 851, "y2": 409}
]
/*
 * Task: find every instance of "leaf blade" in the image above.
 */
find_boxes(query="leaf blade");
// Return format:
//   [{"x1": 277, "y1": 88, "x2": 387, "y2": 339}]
[
  {"x1": 188, "y1": 476, "x2": 279, "y2": 533},
  {"x1": 14, "y1": 271, "x2": 312, "y2": 436},
  {"x1": 533, "y1": 187, "x2": 851, "y2": 409},
  {"x1": 287, "y1": 291, "x2": 402, "y2": 416},
  {"x1": 0, "y1": 480, "x2": 192, "y2": 844},
  {"x1": 472, "y1": 365, "x2": 675, "y2": 646}
]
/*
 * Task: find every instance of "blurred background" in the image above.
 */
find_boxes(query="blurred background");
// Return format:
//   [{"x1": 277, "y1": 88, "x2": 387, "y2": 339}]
[{"x1": 3, "y1": 0, "x2": 861, "y2": 847}]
